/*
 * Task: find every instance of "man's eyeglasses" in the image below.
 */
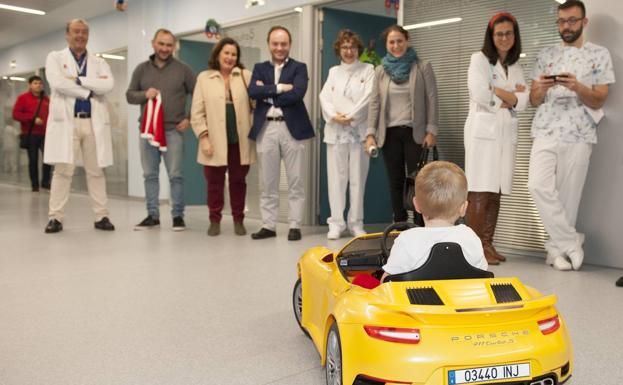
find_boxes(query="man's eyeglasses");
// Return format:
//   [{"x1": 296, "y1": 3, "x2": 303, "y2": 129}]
[
  {"x1": 556, "y1": 17, "x2": 583, "y2": 26},
  {"x1": 493, "y1": 31, "x2": 514, "y2": 39},
  {"x1": 340, "y1": 46, "x2": 356, "y2": 52}
]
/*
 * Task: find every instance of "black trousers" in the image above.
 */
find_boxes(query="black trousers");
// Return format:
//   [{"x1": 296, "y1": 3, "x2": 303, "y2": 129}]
[
  {"x1": 27, "y1": 135, "x2": 51, "y2": 189},
  {"x1": 381, "y1": 126, "x2": 423, "y2": 223}
]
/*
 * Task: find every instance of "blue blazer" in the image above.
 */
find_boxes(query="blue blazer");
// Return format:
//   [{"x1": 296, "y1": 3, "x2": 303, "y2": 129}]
[{"x1": 248, "y1": 58, "x2": 315, "y2": 141}]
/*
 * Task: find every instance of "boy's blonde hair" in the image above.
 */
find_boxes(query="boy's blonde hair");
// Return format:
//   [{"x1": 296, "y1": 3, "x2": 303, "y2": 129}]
[{"x1": 415, "y1": 161, "x2": 467, "y2": 220}]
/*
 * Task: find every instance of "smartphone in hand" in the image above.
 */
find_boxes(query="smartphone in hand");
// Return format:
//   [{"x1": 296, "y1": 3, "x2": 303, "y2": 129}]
[{"x1": 543, "y1": 74, "x2": 568, "y2": 81}]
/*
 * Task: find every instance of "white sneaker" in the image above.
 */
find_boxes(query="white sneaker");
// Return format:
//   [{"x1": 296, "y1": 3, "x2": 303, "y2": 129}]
[
  {"x1": 350, "y1": 227, "x2": 367, "y2": 237},
  {"x1": 327, "y1": 228, "x2": 341, "y2": 240},
  {"x1": 568, "y1": 247, "x2": 584, "y2": 270},
  {"x1": 551, "y1": 256, "x2": 573, "y2": 271},
  {"x1": 545, "y1": 251, "x2": 562, "y2": 266}
]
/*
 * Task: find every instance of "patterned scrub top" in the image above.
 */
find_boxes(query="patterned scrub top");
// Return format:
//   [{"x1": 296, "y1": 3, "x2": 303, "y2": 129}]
[{"x1": 530, "y1": 42, "x2": 615, "y2": 144}]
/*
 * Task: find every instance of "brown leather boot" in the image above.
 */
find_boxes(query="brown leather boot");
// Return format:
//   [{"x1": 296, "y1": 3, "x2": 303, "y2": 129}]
[
  {"x1": 466, "y1": 192, "x2": 499, "y2": 265},
  {"x1": 484, "y1": 192, "x2": 506, "y2": 262}
]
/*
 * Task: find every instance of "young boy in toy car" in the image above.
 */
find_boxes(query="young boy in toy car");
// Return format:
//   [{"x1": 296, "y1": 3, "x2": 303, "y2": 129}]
[{"x1": 381, "y1": 161, "x2": 488, "y2": 282}]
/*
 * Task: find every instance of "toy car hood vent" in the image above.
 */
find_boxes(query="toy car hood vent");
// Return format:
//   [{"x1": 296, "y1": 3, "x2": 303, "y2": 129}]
[
  {"x1": 491, "y1": 283, "x2": 522, "y2": 303},
  {"x1": 406, "y1": 287, "x2": 444, "y2": 305}
]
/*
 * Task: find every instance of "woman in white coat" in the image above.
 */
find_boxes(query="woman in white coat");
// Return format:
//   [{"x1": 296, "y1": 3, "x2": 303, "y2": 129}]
[
  {"x1": 319, "y1": 29, "x2": 375, "y2": 239},
  {"x1": 464, "y1": 12, "x2": 528, "y2": 265}
]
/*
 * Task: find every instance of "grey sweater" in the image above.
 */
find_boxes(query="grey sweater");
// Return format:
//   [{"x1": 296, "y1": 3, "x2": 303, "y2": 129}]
[{"x1": 126, "y1": 55, "x2": 196, "y2": 130}]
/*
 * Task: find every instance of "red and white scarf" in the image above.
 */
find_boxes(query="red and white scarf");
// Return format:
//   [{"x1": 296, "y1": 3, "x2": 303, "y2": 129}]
[{"x1": 139, "y1": 94, "x2": 167, "y2": 152}]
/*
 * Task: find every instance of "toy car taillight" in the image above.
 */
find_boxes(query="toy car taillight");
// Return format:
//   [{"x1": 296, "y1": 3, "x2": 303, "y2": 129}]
[
  {"x1": 364, "y1": 325, "x2": 421, "y2": 344},
  {"x1": 538, "y1": 315, "x2": 561, "y2": 335}
]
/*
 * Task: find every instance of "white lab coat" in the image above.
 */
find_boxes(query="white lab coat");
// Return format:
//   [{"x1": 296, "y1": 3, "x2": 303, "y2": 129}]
[
  {"x1": 319, "y1": 60, "x2": 374, "y2": 232},
  {"x1": 319, "y1": 60, "x2": 375, "y2": 144},
  {"x1": 464, "y1": 51, "x2": 528, "y2": 194},
  {"x1": 44, "y1": 48, "x2": 114, "y2": 168}
]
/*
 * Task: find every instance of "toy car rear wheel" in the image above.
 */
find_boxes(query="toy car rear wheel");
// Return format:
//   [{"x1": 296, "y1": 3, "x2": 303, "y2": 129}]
[
  {"x1": 292, "y1": 279, "x2": 311, "y2": 339},
  {"x1": 325, "y1": 323, "x2": 342, "y2": 385}
]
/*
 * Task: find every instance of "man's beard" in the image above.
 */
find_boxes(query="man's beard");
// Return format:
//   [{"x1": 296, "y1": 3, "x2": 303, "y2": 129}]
[{"x1": 560, "y1": 25, "x2": 583, "y2": 43}]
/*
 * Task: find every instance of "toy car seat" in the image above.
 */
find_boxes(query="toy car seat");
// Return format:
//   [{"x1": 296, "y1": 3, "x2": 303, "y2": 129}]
[{"x1": 385, "y1": 242, "x2": 494, "y2": 282}]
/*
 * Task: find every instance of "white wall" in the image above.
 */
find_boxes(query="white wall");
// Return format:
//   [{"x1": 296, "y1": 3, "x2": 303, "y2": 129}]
[{"x1": 577, "y1": 0, "x2": 623, "y2": 268}]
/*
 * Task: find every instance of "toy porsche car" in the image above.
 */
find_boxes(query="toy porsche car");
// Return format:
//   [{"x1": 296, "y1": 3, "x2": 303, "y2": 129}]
[{"x1": 292, "y1": 223, "x2": 572, "y2": 385}]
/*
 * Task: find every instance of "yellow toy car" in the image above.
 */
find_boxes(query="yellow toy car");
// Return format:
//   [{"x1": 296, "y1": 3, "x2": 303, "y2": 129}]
[{"x1": 293, "y1": 223, "x2": 573, "y2": 385}]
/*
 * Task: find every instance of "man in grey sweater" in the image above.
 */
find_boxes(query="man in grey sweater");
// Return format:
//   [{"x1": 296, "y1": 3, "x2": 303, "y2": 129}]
[{"x1": 126, "y1": 28, "x2": 196, "y2": 231}]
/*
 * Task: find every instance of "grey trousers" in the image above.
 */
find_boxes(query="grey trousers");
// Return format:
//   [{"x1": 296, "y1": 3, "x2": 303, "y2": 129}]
[{"x1": 256, "y1": 121, "x2": 306, "y2": 230}]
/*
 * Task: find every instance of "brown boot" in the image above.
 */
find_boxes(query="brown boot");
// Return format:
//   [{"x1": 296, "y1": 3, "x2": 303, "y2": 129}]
[
  {"x1": 234, "y1": 222, "x2": 246, "y2": 236},
  {"x1": 484, "y1": 192, "x2": 506, "y2": 262},
  {"x1": 207, "y1": 222, "x2": 220, "y2": 236},
  {"x1": 466, "y1": 192, "x2": 499, "y2": 265}
]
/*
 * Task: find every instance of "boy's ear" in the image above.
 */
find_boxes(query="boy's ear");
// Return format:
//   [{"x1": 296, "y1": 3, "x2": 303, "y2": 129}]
[
  {"x1": 459, "y1": 200, "x2": 469, "y2": 217},
  {"x1": 413, "y1": 197, "x2": 422, "y2": 214}
]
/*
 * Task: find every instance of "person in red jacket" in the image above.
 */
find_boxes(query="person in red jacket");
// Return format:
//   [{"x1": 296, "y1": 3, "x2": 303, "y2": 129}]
[{"x1": 12, "y1": 75, "x2": 51, "y2": 191}]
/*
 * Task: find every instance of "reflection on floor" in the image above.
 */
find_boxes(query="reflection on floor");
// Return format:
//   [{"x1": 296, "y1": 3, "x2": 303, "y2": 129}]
[
  {"x1": 0, "y1": 165, "x2": 127, "y2": 197},
  {"x1": 0, "y1": 183, "x2": 621, "y2": 385}
]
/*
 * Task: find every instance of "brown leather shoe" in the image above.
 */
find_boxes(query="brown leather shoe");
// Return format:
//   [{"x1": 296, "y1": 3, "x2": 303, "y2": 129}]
[{"x1": 483, "y1": 244, "x2": 501, "y2": 265}]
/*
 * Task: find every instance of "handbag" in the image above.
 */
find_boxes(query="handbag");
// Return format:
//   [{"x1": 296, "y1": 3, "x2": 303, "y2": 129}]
[
  {"x1": 19, "y1": 93, "x2": 44, "y2": 150},
  {"x1": 403, "y1": 145, "x2": 439, "y2": 213}
]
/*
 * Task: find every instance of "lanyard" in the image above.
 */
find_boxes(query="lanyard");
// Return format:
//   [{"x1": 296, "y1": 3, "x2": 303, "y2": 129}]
[{"x1": 74, "y1": 54, "x2": 87, "y2": 76}]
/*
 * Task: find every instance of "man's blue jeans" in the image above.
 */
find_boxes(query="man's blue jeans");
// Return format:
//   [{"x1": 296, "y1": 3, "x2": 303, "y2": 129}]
[{"x1": 140, "y1": 129, "x2": 184, "y2": 219}]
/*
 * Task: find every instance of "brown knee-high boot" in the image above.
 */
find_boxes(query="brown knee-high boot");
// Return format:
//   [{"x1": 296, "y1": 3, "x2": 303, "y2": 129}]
[
  {"x1": 466, "y1": 192, "x2": 499, "y2": 265},
  {"x1": 484, "y1": 192, "x2": 506, "y2": 261}
]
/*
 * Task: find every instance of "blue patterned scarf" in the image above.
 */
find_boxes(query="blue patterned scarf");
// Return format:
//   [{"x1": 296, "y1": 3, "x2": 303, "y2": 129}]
[{"x1": 382, "y1": 48, "x2": 418, "y2": 83}]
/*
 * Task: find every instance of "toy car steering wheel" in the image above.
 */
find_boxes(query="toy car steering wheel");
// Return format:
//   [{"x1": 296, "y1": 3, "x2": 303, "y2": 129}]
[{"x1": 381, "y1": 221, "x2": 416, "y2": 262}]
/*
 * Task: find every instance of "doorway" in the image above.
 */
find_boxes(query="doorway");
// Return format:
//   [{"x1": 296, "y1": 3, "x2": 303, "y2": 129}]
[{"x1": 316, "y1": 0, "x2": 397, "y2": 226}]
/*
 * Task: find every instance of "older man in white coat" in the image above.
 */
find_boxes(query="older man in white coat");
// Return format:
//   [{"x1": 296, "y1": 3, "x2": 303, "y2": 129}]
[{"x1": 44, "y1": 19, "x2": 115, "y2": 233}]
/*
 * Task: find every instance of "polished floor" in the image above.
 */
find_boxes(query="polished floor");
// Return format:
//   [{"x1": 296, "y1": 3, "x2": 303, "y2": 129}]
[{"x1": 1, "y1": 183, "x2": 622, "y2": 385}]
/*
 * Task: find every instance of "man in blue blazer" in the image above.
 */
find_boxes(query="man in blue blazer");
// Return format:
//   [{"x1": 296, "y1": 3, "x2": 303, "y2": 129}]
[{"x1": 248, "y1": 26, "x2": 314, "y2": 241}]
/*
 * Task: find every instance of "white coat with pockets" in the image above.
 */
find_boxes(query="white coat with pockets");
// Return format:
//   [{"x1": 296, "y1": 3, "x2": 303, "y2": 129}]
[
  {"x1": 464, "y1": 51, "x2": 528, "y2": 195},
  {"x1": 44, "y1": 47, "x2": 115, "y2": 168}
]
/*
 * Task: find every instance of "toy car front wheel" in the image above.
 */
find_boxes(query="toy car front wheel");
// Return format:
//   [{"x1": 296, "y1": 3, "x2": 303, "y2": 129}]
[
  {"x1": 292, "y1": 279, "x2": 310, "y2": 338},
  {"x1": 325, "y1": 323, "x2": 343, "y2": 385}
]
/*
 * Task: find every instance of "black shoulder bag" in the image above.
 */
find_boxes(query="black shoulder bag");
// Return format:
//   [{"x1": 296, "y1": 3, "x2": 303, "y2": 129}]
[{"x1": 403, "y1": 145, "x2": 440, "y2": 213}]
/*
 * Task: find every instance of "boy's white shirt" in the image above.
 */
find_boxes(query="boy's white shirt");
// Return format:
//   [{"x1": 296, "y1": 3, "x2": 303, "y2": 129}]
[{"x1": 382, "y1": 224, "x2": 488, "y2": 275}]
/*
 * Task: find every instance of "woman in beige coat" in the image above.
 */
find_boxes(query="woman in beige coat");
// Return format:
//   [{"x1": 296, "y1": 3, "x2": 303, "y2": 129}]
[{"x1": 191, "y1": 37, "x2": 256, "y2": 236}]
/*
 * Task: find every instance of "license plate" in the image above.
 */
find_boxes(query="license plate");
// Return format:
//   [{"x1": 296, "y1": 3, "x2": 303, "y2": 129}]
[{"x1": 448, "y1": 363, "x2": 530, "y2": 384}]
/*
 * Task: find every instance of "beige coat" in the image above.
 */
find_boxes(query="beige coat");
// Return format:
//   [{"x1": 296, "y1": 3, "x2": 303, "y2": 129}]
[{"x1": 191, "y1": 67, "x2": 256, "y2": 166}]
